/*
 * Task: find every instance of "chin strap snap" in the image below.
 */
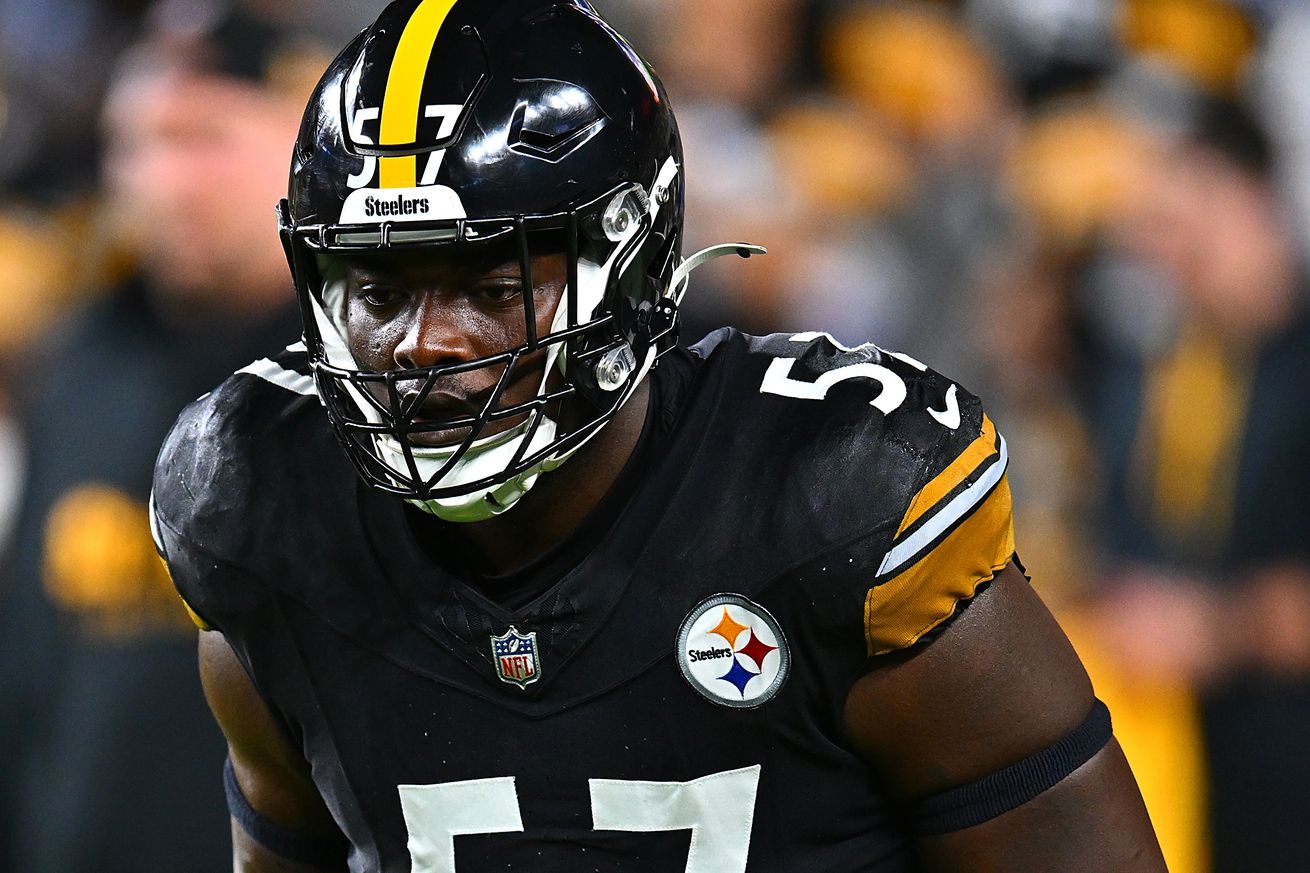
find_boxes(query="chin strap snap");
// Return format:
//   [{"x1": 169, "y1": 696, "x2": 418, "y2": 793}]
[{"x1": 669, "y1": 242, "x2": 767, "y2": 305}]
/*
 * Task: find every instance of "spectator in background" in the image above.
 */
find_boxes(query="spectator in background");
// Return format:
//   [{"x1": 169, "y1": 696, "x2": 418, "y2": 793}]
[
  {"x1": 1084, "y1": 97, "x2": 1310, "y2": 873},
  {"x1": 822, "y1": 1, "x2": 1021, "y2": 374},
  {"x1": 0, "y1": 10, "x2": 320, "y2": 869},
  {"x1": 1260, "y1": 2, "x2": 1310, "y2": 261},
  {"x1": 639, "y1": 0, "x2": 810, "y2": 342},
  {"x1": 0, "y1": 203, "x2": 89, "y2": 559},
  {"x1": 978, "y1": 92, "x2": 1213, "y2": 873},
  {"x1": 0, "y1": 0, "x2": 149, "y2": 197}
]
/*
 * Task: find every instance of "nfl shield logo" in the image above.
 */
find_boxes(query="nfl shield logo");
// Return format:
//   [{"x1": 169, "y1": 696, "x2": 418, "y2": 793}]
[{"x1": 490, "y1": 626, "x2": 540, "y2": 689}]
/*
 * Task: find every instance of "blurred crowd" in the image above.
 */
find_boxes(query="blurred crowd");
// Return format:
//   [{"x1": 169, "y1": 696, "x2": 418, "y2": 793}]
[{"x1": 0, "y1": 0, "x2": 1307, "y2": 870}]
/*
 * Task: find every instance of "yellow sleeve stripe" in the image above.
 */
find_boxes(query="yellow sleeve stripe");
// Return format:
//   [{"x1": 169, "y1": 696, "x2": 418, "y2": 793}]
[
  {"x1": 895, "y1": 414, "x2": 998, "y2": 538},
  {"x1": 864, "y1": 474, "x2": 1015, "y2": 655},
  {"x1": 879, "y1": 430, "x2": 1008, "y2": 578},
  {"x1": 378, "y1": 0, "x2": 459, "y2": 187},
  {"x1": 157, "y1": 553, "x2": 212, "y2": 629},
  {"x1": 182, "y1": 598, "x2": 214, "y2": 632}
]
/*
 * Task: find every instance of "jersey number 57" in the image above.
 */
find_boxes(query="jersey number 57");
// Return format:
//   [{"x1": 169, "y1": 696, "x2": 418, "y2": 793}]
[
  {"x1": 399, "y1": 764, "x2": 761, "y2": 872},
  {"x1": 760, "y1": 332, "x2": 961, "y2": 429}
]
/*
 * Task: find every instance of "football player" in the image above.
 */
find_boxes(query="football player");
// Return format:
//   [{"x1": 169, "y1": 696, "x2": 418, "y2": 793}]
[{"x1": 152, "y1": 1, "x2": 1167, "y2": 870}]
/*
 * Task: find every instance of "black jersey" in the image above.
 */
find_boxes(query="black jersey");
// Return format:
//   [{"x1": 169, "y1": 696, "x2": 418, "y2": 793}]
[{"x1": 153, "y1": 329, "x2": 1015, "y2": 873}]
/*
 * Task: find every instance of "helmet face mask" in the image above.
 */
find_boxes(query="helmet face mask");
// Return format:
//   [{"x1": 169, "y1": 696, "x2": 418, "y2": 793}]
[{"x1": 279, "y1": 1, "x2": 685, "y2": 521}]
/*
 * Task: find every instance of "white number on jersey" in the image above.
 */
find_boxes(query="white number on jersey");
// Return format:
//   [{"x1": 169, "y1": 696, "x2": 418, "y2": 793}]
[
  {"x1": 398, "y1": 765, "x2": 761, "y2": 873},
  {"x1": 591, "y1": 765, "x2": 760, "y2": 873},
  {"x1": 760, "y1": 332, "x2": 960, "y2": 429},
  {"x1": 398, "y1": 777, "x2": 523, "y2": 873}
]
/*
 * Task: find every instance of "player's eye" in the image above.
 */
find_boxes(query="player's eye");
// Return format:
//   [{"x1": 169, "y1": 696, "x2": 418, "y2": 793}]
[
  {"x1": 472, "y1": 280, "x2": 525, "y2": 307},
  {"x1": 356, "y1": 285, "x2": 405, "y2": 310}
]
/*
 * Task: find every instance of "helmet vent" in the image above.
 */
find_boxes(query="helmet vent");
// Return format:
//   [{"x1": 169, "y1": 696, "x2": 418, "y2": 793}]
[{"x1": 508, "y1": 79, "x2": 608, "y2": 163}]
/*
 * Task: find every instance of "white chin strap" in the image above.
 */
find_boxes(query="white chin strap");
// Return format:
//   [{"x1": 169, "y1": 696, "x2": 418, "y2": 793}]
[
  {"x1": 376, "y1": 417, "x2": 564, "y2": 522},
  {"x1": 670, "y1": 243, "x2": 767, "y2": 305}
]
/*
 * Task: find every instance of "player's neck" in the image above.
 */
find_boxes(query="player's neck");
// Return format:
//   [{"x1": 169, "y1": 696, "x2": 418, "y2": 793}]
[{"x1": 429, "y1": 379, "x2": 652, "y2": 577}]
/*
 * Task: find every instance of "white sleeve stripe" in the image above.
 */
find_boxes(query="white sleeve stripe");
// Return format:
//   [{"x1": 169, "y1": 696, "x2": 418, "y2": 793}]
[
  {"x1": 236, "y1": 358, "x2": 317, "y2": 396},
  {"x1": 876, "y1": 434, "x2": 1009, "y2": 578},
  {"x1": 147, "y1": 489, "x2": 164, "y2": 554}
]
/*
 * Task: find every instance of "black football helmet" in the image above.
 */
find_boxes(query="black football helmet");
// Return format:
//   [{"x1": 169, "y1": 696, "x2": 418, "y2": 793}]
[{"x1": 278, "y1": 0, "x2": 760, "y2": 521}]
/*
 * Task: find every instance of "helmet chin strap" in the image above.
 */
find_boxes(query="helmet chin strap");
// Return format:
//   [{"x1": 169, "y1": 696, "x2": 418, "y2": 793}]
[
  {"x1": 407, "y1": 240, "x2": 765, "y2": 523},
  {"x1": 668, "y1": 243, "x2": 768, "y2": 306},
  {"x1": 383, "y1": 416, "x2": 564, "y2": 522}
]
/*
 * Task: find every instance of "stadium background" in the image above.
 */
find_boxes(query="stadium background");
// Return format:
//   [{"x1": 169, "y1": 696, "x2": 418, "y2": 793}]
[{"x1": 1, "y1": 0, "x2": 1308, "y2": 870}]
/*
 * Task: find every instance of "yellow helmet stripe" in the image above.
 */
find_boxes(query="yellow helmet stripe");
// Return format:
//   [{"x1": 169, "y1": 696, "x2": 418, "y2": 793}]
[{"x1": 379, "y1": 0, "x2": 460, "y2": 188}]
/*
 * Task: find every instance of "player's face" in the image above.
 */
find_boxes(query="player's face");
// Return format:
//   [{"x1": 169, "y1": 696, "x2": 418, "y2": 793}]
[{"x1": 337, "y1": 241, "x2": 567, "y2": 447}]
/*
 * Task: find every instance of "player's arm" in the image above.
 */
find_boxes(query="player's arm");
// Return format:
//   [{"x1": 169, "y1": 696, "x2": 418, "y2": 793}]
[
  {"x1": 198, "y1": 631, "x2": 349, "y2": 873},
  {"x1": 845, "y1": 563, "x2": 1166, "y2": 871}
]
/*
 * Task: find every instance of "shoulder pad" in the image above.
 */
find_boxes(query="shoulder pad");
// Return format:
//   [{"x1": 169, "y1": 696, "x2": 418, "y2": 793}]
[
  {"x1": 151, "y1": 342, "x2": 339, "y2": 631},
  {"x1": 692, "y1": 330, "x2": 1016, "y2": 655}
]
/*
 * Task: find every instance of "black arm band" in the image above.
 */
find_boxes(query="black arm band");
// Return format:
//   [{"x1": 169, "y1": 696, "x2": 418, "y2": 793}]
[
  {"x1": 223, "y1": 757, "x2": 347, "y2": 868},
  {"x1": 909, "y1": 697, "x2": 1113, "y2": 836}
]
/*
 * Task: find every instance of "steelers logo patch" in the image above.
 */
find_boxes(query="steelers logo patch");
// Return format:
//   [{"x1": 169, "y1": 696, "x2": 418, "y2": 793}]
[{"x1": 677, "y1": 594, "x2": 790, "y2": 709}]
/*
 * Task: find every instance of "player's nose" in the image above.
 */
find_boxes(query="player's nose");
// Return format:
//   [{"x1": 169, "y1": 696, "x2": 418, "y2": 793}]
[{"x1": 393, "y1": 295, "x2": 477, "y2": 370}]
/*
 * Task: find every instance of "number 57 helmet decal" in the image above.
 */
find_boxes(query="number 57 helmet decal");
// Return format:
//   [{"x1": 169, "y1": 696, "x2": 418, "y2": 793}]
[{"x1": 279, "y1": 0, "x2": 760, "y2": 522}]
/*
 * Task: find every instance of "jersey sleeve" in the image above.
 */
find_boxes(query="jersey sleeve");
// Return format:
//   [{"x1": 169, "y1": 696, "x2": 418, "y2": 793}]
[
  {"x1": 704, "y1": 330, "x2": 1020, "y2": 658},
  {"x1": 151, "y1": 432, "x2": 293, "y2": 643},
  {"x1": 147, "y1": 359, "x2": 309, "y2": 638},
  {"x1": 862, "y1": 395, "x2": 1016, "y2": 656},
  {"x1": 148, "y1": 491, "x2": 215, "y2": 632}
]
